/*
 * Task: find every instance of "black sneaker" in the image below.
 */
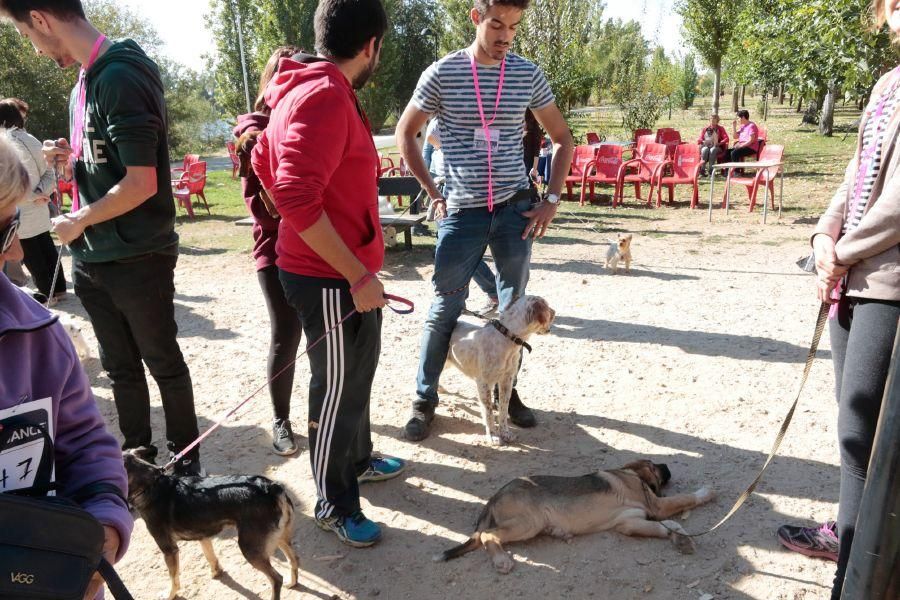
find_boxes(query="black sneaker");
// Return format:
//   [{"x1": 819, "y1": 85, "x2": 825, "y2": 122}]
[
  {"x1": 167, "y1": 441, "x2": 205, "y2": 476},
  {"x1": 404, "y1": 403, "x2": 435, "y2": 441},
  {"x1": 508, "y1": 389, "x2": 536, "y2": 428},
  {"x1": 272, "y1": 418, "x2": 299, "y2": 456}
]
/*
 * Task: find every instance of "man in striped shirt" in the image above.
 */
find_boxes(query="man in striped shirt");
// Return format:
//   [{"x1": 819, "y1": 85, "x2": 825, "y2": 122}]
[{"x1": 396, "y1": 0, "x2": 574, "y2": 442}]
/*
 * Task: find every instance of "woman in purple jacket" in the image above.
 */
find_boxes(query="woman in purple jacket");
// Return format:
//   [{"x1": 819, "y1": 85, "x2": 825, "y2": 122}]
[
  {"x1": 0, "y1": 135, "x2": 132, "y2": 598},
  {"x1": 234, "y1": 46, "x2": 303, "y2": 456}
]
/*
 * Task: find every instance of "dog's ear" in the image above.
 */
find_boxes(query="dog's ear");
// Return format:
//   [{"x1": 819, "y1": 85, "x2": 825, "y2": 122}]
[
  {"x1": 623, "y1": 459, "x2": 661, "y2": 494},
  {"x1": 526, "y1": 296, "x2": 551, "y2": 327}
]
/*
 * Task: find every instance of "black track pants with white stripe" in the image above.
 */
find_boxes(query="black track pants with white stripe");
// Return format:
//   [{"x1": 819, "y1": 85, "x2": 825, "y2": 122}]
[{"x1": 279, "y1": 272, "x2": 382, "y2": 519}]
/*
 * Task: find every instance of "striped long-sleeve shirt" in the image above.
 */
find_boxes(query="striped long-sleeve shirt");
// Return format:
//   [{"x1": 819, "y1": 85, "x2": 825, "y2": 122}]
[
  {"x1": 846, "y1": 89, "x2": 900, "y2": 233},
  {"x1": 411, "y1": 49, "x2": 555, "y2": 209}
]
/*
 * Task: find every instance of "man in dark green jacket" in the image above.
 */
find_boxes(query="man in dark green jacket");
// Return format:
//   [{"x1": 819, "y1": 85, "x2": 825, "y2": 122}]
[{"x1": 1, "y1": 0, "x2": 203, "y2": 475}]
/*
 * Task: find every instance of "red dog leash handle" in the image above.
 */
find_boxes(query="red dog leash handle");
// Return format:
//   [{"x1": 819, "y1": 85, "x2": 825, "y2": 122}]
[{"x1": 384, "y1": 293, "x2": 414, "y2": 314}]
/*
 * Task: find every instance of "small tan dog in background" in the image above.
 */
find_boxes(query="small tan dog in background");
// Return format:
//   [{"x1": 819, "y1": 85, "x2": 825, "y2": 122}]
[{"x1": 605, "y1": 233, "x2": 633, "y2": 274}]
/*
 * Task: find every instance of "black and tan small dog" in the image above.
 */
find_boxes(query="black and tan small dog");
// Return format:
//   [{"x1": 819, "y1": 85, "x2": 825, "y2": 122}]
[
  {"x1": 123, "y1": 452, "x2": 299, "y2": 600},
  {"x1": 435, "y1": 459, "x2": 715, "y2": 573}
]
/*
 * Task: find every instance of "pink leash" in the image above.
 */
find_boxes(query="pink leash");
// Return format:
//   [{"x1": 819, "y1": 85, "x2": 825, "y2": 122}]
[
  {"x1": 164, "y1": 293, "x2": 414, "y2": 470},
  {"x1": 829, "y1": 66, "x2": 900, "y2": 319},
  {"x1": 470, "y1": 52, "x2": 506, "y2": 212},
  {"x1": 69, "y1": 34, "x2": 107, "y2": 212}
]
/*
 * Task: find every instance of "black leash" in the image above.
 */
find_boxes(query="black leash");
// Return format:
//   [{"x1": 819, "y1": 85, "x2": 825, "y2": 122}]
[{"x1": 663, "y1": 302, "x2": 830, "y2": 537}]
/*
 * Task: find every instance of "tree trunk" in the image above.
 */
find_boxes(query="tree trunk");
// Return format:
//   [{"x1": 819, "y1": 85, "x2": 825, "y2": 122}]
[
  {"x1": 778, "y1": 84, "x2": 785, "y2": 104},
  {"x1": 788, "y1": 92, "x2": 793, "y2": 106},
  {"x1": 796, "y1": 95, "x2": 803, "y2": 112},
  {"x1": 731, "y1": 82, "x2": 739, "y2": 113},
  {"x1": 763, "y1": 91, "x2": 769, "y2": 121},
  {"x1": 712, "y1": 63, "x2": 721, "y2": 115},
  {"x1": 819, "y1": 82, "x2": 836, "y2": 136},
  {"x1": 740, "y1": 84, "x2": 746, "y2": 106}
]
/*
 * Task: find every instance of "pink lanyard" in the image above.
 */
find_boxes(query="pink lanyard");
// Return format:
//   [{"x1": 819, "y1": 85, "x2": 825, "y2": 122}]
[
  {"x1": 70, "y1": 34, "x2": 107, "y2": 211},
  {"x1": 848, "y1": 66, "x2": 900, "y2": 223},
  {"x1": 830, "y1": 66, "x2": 900, "y2": 318},
  {"x1": 470, "y1": 52, "x2": 506, "y2": 212}
]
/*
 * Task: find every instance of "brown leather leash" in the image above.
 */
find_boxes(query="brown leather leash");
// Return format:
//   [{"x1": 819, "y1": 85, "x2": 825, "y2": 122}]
[{"x1": 662, "y1": 302, "x2": 830, "y2": 537}]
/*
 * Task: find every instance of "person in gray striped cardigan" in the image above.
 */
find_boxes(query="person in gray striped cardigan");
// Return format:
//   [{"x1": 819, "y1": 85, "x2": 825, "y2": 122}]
[{"x1": 776, "y1": 3, "x2": 900, "y2": 597}]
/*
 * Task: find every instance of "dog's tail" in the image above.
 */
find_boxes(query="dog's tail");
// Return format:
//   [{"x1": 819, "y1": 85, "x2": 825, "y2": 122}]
[
  {"x1": 433, "y1": 535, "x2": 481, "y2": 562},
  {"x1": 433, "y1": 503, "x2": 496, "y2": 562}
]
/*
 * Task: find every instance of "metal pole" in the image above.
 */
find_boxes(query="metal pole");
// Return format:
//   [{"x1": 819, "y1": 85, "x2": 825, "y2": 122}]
[
  {"x1": 841, "y1": 324, "x2": 900, "y2": 600},
  {"x1": 231, "y1": 0, "x2": 252, "y2": 114}
]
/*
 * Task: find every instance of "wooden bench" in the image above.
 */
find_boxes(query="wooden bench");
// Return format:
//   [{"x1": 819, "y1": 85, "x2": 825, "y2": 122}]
[
  {"x1": 378, "y1": 176, "x2": 427, "y2": 249},
  {"x1": 380, "y1": 214, "x2": 426, "y2": 249}
]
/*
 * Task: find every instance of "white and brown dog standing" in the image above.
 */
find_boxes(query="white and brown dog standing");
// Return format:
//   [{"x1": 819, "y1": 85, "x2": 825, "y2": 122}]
[
  {"x1": 444, "y1": 295, "x2": 555, "y2": 445},
  {"x1": 605, "y1": 233, "x2": 633, "y2": 274}
]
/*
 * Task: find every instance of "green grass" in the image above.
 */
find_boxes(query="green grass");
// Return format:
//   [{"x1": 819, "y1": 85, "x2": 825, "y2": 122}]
[{"x1": 175, "y1": 99, "x2": 861, "y2": 255}]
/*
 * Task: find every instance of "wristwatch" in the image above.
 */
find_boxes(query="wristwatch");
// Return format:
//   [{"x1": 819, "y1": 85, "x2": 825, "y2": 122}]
[{"x1": 546, "y1": 193, "x2": 560, "y2": 205}]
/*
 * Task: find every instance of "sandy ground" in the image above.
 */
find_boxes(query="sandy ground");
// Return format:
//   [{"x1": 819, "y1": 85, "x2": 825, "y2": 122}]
[{"x1": 57, "y1": 199, "x2": 842, "y2": 600}]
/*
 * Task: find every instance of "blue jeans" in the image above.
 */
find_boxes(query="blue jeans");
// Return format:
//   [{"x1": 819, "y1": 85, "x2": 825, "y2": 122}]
[
  {"x1": 538, "y1": 154, "x2": 552, "y2": 183},
  {"x1": 472, "y1": 260, "x2": 497, "y2": 299},
  {"x1": 415, "y1": 193, "x2": 534, "y2": 406}
]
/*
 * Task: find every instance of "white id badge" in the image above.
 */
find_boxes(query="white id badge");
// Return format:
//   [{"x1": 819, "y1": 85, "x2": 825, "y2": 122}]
[
  {"x1": 0, "y1": 397, "x2": 55, "y2": 493},
  {"x1": 473, "y1": 127, "x2": 500, "y2": 152}
]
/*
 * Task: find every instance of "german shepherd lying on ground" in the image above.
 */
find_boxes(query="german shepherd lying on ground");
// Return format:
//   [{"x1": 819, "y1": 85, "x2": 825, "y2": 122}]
[
  {"x1": 435, "y1": 459, "x2": 715, "y2": 573},
  {"x1": 123, "y1": 452, "x2": 299, "y2": 600}
]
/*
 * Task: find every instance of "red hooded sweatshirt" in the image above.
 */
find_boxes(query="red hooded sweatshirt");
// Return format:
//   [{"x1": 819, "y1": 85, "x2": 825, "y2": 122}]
[{"x1": 251, "y1": 56, "x2": 383, "y2": 280}]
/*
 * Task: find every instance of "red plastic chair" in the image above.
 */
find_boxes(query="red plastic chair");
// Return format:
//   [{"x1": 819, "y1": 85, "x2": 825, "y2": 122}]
[
  {"x1": 226, "y1": 141, "x2": 240, "y2": 179},
  {"x1": 655, "y1": 144, "x2": 703, "y2": 208},
  {"x1": 633, "y1": 128, "x2": 652, "y2": 143},
  {"x1": 655, "y1": 128, "x2": 682, "y2": 157},
  {"x1": 615, "y1": 142, "x2": 667, "y2": 207},
  {"x1": 632, "y1": 134, "x2": 657, "y2": 159},
  {"x1": 378, "y1": 154, "x2": 396, "y2": 174},
  {"x1": 171, "y1": 153, "x2": 199, "y2": 180},
  {"x1": 722, "y1": 144, "x2": 784, "y2": 212},
  {"x1": 585, "y1": 131, "x2": 602, "y2": 145},
  {"x1": 172, "y1": 161, "x2": 209, "y2": 218},
  {"x1": 564, "y1": 145, "x2": 599, "y2": 199},
  {"x1": 579, "y1": 145, "x2": 624, "y2": 205},
  {"x1": 756, "y1": 124, "x2": 768, "y2": 155}
]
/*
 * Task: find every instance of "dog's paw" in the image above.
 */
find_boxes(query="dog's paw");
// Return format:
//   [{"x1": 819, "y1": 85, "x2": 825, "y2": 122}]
[
  {"x1": 491, "y1": 552, "x2": 515, "y2": 574},
  {"x1": 498, "y1": 428, "x2": 517, "y2": 444},
  {"x1": 671, "y1": 532, "x2": 696, "y2": 554},
  {"x1": 210, "y1": 565, "x2": 224, "y2": 579},
  {"x1": 694, "y1": 487, "x2": 716, "y2": 504},
  {"x1": 485, "y1": 433, "x2": 503, "y2": 447},
  {"x1": 662, "y1": 521, "x2": 695, "y2": 554}
]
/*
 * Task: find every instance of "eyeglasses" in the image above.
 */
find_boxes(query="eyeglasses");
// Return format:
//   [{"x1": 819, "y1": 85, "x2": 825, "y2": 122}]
[{"x1": 1, "y1": 208, "x2": 20, "y2": 254}]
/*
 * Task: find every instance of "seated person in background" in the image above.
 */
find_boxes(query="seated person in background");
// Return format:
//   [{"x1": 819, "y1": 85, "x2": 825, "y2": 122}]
[
  {"x1": 696, "y1": 113, "x2": 729, "y2": 176},
  {"x1": 726, "y1": 109, "x2": 760, "y2": 164},
  {"x1": 0, "y1": 134, "x2": 132, "y2": 599}
]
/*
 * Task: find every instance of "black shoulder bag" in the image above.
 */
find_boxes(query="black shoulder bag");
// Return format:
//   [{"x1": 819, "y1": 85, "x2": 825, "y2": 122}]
[{"x1": 0, "y1": 416, "x2": 133, "y2": 600}]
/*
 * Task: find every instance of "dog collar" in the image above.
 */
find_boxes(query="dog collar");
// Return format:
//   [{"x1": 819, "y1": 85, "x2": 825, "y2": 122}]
[{"x1": 489, "y1": 319, "x2": 532, "y2": 353}]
